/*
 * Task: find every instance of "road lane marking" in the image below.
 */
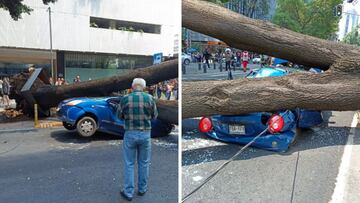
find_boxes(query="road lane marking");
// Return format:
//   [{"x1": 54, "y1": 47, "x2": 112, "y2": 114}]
[{"x1": 330, "y1": 112, "x2": 359, "y2": 203}]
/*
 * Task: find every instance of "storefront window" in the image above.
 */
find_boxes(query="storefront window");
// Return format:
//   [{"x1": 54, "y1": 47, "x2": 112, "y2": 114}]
[{"x1": 64, "y1": 52, "x2": 152, "y2": 83}]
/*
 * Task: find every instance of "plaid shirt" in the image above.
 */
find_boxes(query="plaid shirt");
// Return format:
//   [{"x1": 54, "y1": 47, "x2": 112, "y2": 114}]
[{"x1": 117, "y1": 90, "x2": 158, "y2": 130}]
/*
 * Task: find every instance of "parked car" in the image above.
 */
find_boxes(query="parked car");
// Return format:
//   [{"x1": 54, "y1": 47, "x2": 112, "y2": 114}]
[
  {"x1": 182, "y1": 53, "x2": 191, "y2": 65},
  {"x1": 199, "y1": 67, "x2": 323, "y2": 152},
  {"x1": 57, "y1": 97, "x2": 173, "y2": 137},
  {"x1": 252, "y1": 57, "x2": 261, "y2": 64}
]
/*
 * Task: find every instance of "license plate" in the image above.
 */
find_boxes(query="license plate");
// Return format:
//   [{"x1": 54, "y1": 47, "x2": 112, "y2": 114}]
[{"x1": 229, "y1": 124, "x2": 245, "y2": 134}]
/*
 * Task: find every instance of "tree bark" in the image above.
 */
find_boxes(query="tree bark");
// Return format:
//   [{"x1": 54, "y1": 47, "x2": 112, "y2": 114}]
[
  {"x1": 156, "y1": 100, "x2": 178, "y2": 124},
  {"x1": 182, "y1": 70, "x2": 360, "y2": 118},
  {"x1": 182, "y1": 0, "x2": 360, "y2": 69},
  {"x1": 10, "y1": 59, "x2": 178, "y2": 124},
  {"x1": 32, "y1": 59, "x2": 178, "y2": 109}
]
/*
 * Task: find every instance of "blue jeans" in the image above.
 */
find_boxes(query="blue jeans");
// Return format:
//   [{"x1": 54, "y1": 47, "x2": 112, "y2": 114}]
[{"x1": 123, "y1": 130, "x2": 151, "y2": 198}]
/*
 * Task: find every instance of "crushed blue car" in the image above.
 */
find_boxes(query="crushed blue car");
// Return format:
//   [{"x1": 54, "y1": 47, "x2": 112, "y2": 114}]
[
  {"x1": 57, "y1": 97, "x2": 173, "y2": 137},
  {"x1": 199, "y1": 67, "x2": 323, "y2": 152}
]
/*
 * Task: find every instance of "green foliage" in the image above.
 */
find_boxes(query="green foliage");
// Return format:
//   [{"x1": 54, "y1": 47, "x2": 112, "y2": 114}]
[
  {"x1": 273, "y1": 0, "x2": 342, "y2": 39},
  {"x1": 343, "y1": 26, "x2": 360, "y2": 46},
  {"x1": 0, "y1": 0, "x2": 57, "y2": 20}
]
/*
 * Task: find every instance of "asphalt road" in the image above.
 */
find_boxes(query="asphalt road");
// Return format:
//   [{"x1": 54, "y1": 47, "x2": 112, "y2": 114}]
[
  {"x1": 182, "y1": 111, "x2": 359, "y2": 203},
  {"x1": 182, "y1": 62, "x2": 258, "y2": 81},
  {"x1": 0, "y1": 128, "x2": 178, "y2": 203},
  {"x1": 181, "y1": 62, "x2": 360, "y2": 202}
]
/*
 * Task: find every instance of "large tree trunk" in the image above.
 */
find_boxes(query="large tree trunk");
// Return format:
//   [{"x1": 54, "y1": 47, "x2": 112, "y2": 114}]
[
  {"x1": 181, "y1": 0, "x2": 360, "y2": 118},
  {"x1": 32, "y1": 59, "x2": 178, "y2": 109},
  {"x1": 10, "y1": 59, "x2": 178, "y2": 124},
  {"x1": 182, "y1": 0, "x2": 360, "y2": 69},
  {"x1": 156, "y1": 100, "x2": 178, "y2": 124},
  {"x1": 182, "y1": 70, "x2": 360, "y2": 118}
]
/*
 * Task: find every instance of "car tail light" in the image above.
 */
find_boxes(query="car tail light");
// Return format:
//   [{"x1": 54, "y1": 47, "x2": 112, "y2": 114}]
[
  {"x1": 199, "y1": 117, "x2": 213, "y2": 133},
  {"x1": 267, "y1": 114, "x2": 284, "y2": 133}
]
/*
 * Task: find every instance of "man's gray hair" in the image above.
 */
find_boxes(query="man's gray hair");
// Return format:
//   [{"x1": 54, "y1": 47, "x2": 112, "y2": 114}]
[{"x1": 132, "y1": 78, "x2": 146, "y2": 89}]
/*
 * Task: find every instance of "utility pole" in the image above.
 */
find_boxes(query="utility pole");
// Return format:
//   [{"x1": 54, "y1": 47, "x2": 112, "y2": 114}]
[{"x1": 48, "y1": 7, "x2": 55, "y2": 83}]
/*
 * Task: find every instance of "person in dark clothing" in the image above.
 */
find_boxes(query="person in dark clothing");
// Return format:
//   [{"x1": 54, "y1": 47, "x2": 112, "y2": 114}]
[
  {"x1": 203, "y1": 48, "x2": 211, "y2": 69},
  {"x1": 156, "y1": 83, "x2": 162, "y2": 99}
]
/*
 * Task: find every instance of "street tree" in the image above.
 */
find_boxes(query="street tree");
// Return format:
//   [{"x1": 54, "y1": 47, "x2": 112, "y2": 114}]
[
  {"x1": 10, "y1": 60, "x2": 179, "y2": 124},
  {"x1": 272, "y1": 0, "x2": 342, "y2": 39},
  {"x1": 0, "y1": 0, "x2": 57, "y2": 20},
  {"x1": 182, "y1": 0, "x2": 360, "y2": 118},
  {"x1": 343, "y1": 26, "x2": 360, "y2": 46}
]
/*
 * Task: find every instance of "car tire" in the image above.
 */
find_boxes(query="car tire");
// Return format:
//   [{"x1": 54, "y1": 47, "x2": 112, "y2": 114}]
[
  {"x1": 76, "y1": 116, "x2": 97, "y2": 137},
  {"x1": 63, "y1": 122, "x2": 76, "y2": 130},
  {"x1": 184, "y1": 59, "x2": 190, "y2": 65}
]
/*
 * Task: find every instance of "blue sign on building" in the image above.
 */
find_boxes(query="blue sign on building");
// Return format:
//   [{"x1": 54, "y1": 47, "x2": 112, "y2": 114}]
[{"x1": 153, "y1": 53, "x2": 163, "y2": 64}]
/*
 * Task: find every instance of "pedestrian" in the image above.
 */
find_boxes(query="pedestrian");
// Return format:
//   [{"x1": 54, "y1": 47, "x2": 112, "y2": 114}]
[
  {"x1": 195, "y1": 52, "x2": 202, "y2": 71},
  {"x1": 73, "y1": 75, "x2": 81, "y2": 83},
  {"x1": 55, "y1": 77, "x2": 62, "y2": 86},
  {"x1": 241, "y1": 51, "x2": 249, "y2": 72},
  {"x1": 224, "y1": 48, "x2": 232, "y2": 71},
  {"x1": 173, "y1": 81, "x2": 178, "y2": 100},
  {"x1": 3, "y1": 77, "x2": 11, "y2": 108},
  {"x1": 61, "y1": 78, "x2": 67, "y2": 85},
  {"x1": 260, "y1": 54, "x2": 266, "y2": 68},
  {"x1": 0, "y1": 78, "x2": 3, "y2": 106},
  {"x1": 117, "y1": 78, "x2": 158, "y2": 201},
  {"x1": 203, "y1": 48, "x2": 211, "y2": 69},
  {"x1": 166, "y1": 82, "x2": 173, "y2": 100},
  {"x1": 49, "y1": 77, "x2": 54, "y2": 85},
  {"x1": 236, "y1": 51, "x2": 241, "y2": 66},
  {"x1": 156, "y1": 82, "x2": 162, "y2": 99}
]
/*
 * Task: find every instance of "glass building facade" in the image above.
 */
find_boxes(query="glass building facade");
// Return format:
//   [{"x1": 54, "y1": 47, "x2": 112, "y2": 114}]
[{"x1": 64, "y1": 52, "x2": 152, "y2": 83}]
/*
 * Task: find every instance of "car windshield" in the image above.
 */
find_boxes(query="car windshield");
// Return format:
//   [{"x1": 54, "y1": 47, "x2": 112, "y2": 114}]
[{"x1": 107, "y1": 97, "x2": 121, "y2": 104}]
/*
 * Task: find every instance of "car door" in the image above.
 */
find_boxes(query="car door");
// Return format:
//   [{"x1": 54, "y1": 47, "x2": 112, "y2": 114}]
[{"x1": 105, "y1": 98, "x2": 125, "y2": 135}]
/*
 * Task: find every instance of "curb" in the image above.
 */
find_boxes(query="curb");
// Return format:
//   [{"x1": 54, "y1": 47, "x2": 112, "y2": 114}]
[{"x1": 35, "y1": 121, "x2": 63, "y2": 129}]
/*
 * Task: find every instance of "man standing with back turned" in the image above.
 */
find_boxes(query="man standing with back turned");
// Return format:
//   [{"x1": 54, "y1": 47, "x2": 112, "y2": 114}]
[{"x1": 117, "y1": 78, "x2": 158, "y2": 201}]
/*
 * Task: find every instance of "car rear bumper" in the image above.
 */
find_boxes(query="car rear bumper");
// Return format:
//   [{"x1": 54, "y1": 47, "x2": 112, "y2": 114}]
[{"x1": 206, "y1": 129, "x2": 296, "y2": 152}]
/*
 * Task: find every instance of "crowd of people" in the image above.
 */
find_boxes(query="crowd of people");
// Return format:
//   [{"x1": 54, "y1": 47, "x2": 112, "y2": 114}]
[
  {"x1": 149, "y1": 79, "x2": 178, "y2": 100},
  {"x1": 50, "y1": 75, "x2": 82, "y2": 86},
  {"x1": 188, "y1": 47, "x2": 272, "y2": 70},
  {"x1": 185, "y1": 47, "x2": 279, "y2": 80}
]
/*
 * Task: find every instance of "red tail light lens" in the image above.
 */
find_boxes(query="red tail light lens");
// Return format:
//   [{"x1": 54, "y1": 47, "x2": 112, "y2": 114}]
[
  {"x1": 268, "y1": 114, "x2": 284, "y2": 133},
  {"x1": 199, "y1": 117, "x2": 213, "y2": 133}
]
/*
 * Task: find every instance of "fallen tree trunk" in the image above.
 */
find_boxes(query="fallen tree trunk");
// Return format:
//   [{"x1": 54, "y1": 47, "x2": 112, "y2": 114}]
[
  {"x1": 181, "y1": 0, "x2": 360, "y2": 118},
  {"x1": 156, "y1": 100, "x2": 178, "y2": 124},
  {"x1": 32, "y1": 59, "x2": 178, "y2": 108},
  {"x1": 10, "y1": 59, "x2": 178, "y2": 124},
  {"x1": 182, "y1": 0, "x2": 360, "y2": 69},
  {"x1": 182, "y1": 70, "x2": 360, "y2": 118}
]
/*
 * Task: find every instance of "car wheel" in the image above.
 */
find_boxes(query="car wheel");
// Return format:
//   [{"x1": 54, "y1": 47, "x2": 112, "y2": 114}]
[
  {"x1": 63, "y1": 122, "x2": 76, "y2": 130},
  {"x1": 76, "y1": 116, "x2": 97, "y2": 137},
  {"x1": 184, "y1": 59, "x2": 190, "y2": 65}
]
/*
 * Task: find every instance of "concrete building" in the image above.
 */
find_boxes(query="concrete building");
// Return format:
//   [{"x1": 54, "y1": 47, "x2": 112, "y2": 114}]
[
  {"x1": 338, "y1": 0, "x2": 360, "y2": 40},
  {"x1": 184, "y1": 0, "x2": 276, "y2": 50},
  {"x1": 0, "y1": 0, "x2": 179, "y2": 82}
]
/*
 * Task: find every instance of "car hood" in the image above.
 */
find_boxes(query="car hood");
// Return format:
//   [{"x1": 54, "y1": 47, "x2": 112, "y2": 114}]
[{"x1": 59, "y1": 97, "x2": 112, "y2": 107}]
